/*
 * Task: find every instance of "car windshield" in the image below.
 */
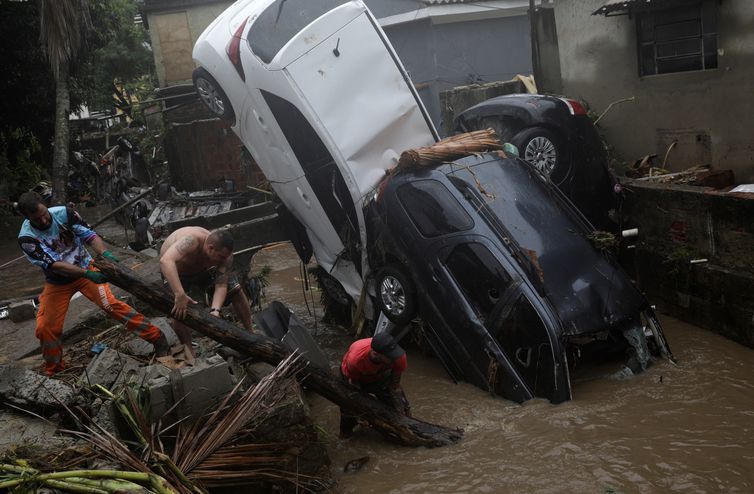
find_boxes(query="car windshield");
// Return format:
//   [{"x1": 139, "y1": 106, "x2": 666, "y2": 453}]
[
  {"x1": 397, "y1": 180, "x2": 473, "y2": 238},
  {"x1": 248, "y1": 0, "x2": 349, "y2": 63}
]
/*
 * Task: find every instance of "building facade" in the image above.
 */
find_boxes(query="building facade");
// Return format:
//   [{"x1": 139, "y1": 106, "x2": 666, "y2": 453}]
[{"x1": 552, "y1": 0, "x2": 754, "y2": 182}]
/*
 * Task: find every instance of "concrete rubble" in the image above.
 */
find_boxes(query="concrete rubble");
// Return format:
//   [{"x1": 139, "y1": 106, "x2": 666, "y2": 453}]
[{"x1": 0, "y1": 364, "x2": 79, "y2": 413}]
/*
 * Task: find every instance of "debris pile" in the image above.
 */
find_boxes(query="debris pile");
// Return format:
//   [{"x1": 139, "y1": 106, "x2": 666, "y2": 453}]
[{"x1": 626, "y1": 158, "x2": 738, "y2": 191}]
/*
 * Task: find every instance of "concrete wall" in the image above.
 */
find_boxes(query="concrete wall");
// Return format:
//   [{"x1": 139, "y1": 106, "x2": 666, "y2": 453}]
[
  {"x1": 624, "y1": 182, "x2": 754, "y2": 347},
  {"x1": 363, "y1": 0, "x2": 418, "y2": 18},
  {"x1": 383, "y1": 14, "x2": 533, "y2": 131},
  {"x1": 553, "y1": 0, "x2": 754, "y2": 183},
  {"x1": 534, "y1": 5, "x2": 562, "y2": 94},
  {"x1": 145, "y1": 1, "x2": 233, "y2": 86},
  {"x1": 164, "y1": 111, "x2": 260, "y2": 191}
]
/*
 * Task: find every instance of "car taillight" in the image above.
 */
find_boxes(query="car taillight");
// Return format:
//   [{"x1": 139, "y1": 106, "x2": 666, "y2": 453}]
[
  {"x1": 562, "y1": 98, "x2": 587, "y2": 116},
  {"x1": 226, "y1": 16, "x2": 248, "y2": 81}
]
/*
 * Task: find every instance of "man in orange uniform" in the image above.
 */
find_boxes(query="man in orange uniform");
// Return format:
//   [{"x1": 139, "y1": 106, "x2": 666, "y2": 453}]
[
  {"x1": 17, "y1": 192, "x2": 169, "y2": 375},
  {"x1": 339, "y1": 332, "x2": 411, "y2": 438}
]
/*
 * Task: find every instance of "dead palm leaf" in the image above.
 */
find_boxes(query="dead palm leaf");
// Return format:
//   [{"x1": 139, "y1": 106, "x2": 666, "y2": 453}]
[
  {"x1": 398, "y1": 128, "x2": 503, "y2": 168},
  {"x1": 172, "y1": 353, "x2": 304, "y2": 473}
]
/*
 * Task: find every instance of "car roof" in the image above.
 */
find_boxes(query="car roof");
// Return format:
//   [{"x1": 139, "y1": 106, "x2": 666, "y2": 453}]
[{"x1": 456, "y1": 93, "x2": 567, "y2": 121}]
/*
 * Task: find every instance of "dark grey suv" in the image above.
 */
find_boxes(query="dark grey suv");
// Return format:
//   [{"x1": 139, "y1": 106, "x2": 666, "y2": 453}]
[{"x1": 365, "y1": 152, "x2": 672, "y2": 404}]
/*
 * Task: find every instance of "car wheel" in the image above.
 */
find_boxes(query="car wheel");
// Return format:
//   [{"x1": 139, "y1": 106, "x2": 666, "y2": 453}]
[
  {"x1": 512, "y1": 127, "x2": 563, "y2": 177},
  {"x1": 192, "y1": 67, "x2": 234, "y2": 121},
  {"x1": 376, "y1": 265, "x2": 417, "y2": 325}
]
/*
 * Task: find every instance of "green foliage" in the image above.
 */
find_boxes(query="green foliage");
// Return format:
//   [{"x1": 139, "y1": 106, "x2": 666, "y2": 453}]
[
  {"x1": 0, "y1": 128, "x2": 46, "y2": 198},
  {"x1": 135, "y1": 111, "x2": 168, "y2": 178},
  {"x1": 82, "y1": 0, "x2": 156, "y2": 113},
  {"x1": 0, "y1": 1, "x2": 56, "y2": 169}
]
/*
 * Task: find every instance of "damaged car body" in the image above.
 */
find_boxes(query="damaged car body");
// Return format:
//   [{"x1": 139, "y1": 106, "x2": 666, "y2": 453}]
[
  {"x1": 192, "y1": 0, "x2": 437, "y2": 303},
  {"x1": 192, "y1": 0, "x2": 673, "y2": 404},
  {"x1": 454, "y1": 94, "x2": 621, "y2": 230},
  {"x1": 366, "y1": 153, "x2": 673, "y2": 403}
]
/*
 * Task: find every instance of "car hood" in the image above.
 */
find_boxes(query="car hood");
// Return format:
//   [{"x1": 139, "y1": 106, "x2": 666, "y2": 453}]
[{"x1": 442, "y1": 155, "x2": 646, "y2": 335}]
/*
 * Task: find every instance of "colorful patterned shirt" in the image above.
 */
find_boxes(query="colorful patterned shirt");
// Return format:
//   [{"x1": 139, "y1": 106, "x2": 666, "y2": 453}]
[{"x1": 18, "y1": 206, "x2": 97, "y2": 284}]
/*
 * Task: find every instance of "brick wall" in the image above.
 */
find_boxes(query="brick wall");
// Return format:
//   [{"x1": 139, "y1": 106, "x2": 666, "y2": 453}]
[
  {"x1": 164, "y1": 116, "x2": 264, "y2": 191},
  {"x1": 624, "y1": 181, "x2": 754, "y2": 346}
]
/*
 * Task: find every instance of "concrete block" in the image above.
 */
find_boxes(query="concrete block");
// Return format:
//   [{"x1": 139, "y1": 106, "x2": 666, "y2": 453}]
[
  {"x1": 147, "y1": 354, "x2": 233, "y2": 422},
  {"x1": 139, "y1": 248, "x2": 159, "y2": 258},
  {"x1": 0, "y1": 365, "x2": 77, "y2": 413},
  {"x1": 122, "y1": 317, "x2": 179, "y2": 357},
  {"x1": 82, "y1": 348, "x2": 142, "y2": 389},
  {"x1": 8, "y1": 300, "x2": 35, "y2": 323},
  {"x1": 0, "y1": 410, "x2": 64, "y2": 450}
]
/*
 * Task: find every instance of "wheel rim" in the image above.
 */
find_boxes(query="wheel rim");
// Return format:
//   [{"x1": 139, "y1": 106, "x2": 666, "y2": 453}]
[
  {"x1": 380, "y1": 275, "x2": 406, "y2": 316},
  {"x1": 195, "y1": 77, "x2": 226, "y2": 116},
  {"x1": 524, "y1": 136, "x2": 557, "y2": 175}
]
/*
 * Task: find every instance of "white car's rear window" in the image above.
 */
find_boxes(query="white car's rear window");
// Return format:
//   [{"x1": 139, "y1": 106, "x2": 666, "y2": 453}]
[{"x1": 247, "y1": 0, "x2": 348, "y2": 63}]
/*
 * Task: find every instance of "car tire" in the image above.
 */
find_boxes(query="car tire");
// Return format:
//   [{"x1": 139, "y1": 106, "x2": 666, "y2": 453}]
[
  {"x1": 319, "y1": 271, "x2": 351, "y2": 306},
  {"x1": 511, "y1": 127, "x2": 564, "y2": 178},
  {"x1": 376, "y1": 265, "x2": 417, "y2": 326},
  {"x1": 192, "y1": 67, "x2": 235, "y2": 122}
]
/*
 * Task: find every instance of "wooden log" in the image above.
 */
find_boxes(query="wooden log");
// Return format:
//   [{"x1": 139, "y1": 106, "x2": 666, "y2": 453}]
[{"x1": 94, "y1": 257, "x2": 462, "y2": 448}]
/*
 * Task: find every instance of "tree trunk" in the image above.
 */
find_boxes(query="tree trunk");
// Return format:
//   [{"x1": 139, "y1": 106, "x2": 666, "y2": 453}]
[
  {"x1": 51, "y1": 62, "x2": 70, "y2": 205},
  {"x1": 95, "y1": 257, "x2": 463, "y2": 448}
]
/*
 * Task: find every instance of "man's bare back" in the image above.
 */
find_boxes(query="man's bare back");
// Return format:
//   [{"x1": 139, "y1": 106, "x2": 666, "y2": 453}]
[
  {"x1": 160, "y1": 226, "x2": 216, "y2": 276},
  {"x1": 159, "y1": 226, "x2": 248, "y2": 361}
]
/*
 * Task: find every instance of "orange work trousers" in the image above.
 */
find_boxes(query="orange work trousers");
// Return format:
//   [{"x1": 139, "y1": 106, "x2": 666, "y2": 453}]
[{"x1": 36, "y1": 277, "x2": 162, "y2": 376}]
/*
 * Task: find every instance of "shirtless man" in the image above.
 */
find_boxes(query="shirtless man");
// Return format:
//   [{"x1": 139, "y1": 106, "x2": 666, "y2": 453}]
[{"x1": 159, "y1": 227, "x2": 254, "y2": 354}]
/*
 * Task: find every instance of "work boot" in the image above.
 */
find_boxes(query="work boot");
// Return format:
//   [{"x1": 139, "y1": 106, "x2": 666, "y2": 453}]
[{"x1": 153, "y1": 333, "x2": 170, "y2": 357}]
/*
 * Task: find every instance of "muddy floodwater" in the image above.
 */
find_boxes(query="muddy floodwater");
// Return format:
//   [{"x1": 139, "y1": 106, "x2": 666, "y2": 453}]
[
  {"x1": 315, "y1": 316, "x2": 754, "y2": 493},
  {"x1": 252, "y1": 245, "x2": 754, "y2": 493},
  {"x1": 2, "y1": 232, "x2": 753, "y2": 492}
]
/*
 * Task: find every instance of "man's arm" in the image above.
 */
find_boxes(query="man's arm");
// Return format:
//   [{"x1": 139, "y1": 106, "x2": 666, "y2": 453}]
[
  {"x1": 160, "y1": 235, "x2": 199, "y2": 319},
  {"x1": 86, "y1": 235, "x2": 107, "y2": 256},
  {"x1": 389, "y1": 371, "x2": 411, "y2": 416}
]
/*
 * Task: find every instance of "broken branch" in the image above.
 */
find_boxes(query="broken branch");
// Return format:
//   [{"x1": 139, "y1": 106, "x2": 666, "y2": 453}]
[{"x1": 94, "y1": 257, "x2": 463, "y2": 447}]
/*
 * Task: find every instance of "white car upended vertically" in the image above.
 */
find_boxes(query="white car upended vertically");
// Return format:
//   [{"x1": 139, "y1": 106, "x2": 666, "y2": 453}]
[{"x1": 192, "y1": 0, "x2": 438, "y2": 303}]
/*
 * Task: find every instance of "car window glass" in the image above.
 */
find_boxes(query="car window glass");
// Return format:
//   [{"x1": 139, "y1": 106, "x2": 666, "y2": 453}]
[
  {"x1": 489, "y1": 295, "x2": 555, "y2": 398},
  {"x1": 445, "y1": 243, "x2": 512, "y2": 319},
  {"x1": 248, "y1": 0, "x2": 348, "y2": 63},
  {"x1": 397, "y1": 180, "x2": 473, "y2": 238}
]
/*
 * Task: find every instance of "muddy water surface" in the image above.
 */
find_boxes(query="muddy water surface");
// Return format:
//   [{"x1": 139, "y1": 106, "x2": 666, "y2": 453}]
[
  {"x1": 321, "y1": 316, "x2": 754, "y2": 493},
  {"x1": 254, "y1": 245, "x2": 754, "y2": 493}
]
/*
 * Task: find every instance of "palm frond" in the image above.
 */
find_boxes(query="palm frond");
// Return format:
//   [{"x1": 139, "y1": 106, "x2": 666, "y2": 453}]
[{"x1": 39, "y1": 0, "x2": 92, "y2": 79}]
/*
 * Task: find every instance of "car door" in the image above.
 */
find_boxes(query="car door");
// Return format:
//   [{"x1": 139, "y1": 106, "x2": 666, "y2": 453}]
[{"x1": 435, "y1": 238, "x2": 535, "y2": 403}]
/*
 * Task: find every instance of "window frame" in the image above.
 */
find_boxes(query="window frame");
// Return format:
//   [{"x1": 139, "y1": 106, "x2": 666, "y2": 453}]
[{"x1": 635, "y1": 0, "x2": 718, "y2": 77}]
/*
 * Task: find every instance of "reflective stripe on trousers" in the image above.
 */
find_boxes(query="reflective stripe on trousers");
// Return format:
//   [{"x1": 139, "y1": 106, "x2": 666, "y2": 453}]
[{"x1": 35, "y1": 275, "x2": 162, "y2": 375}]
